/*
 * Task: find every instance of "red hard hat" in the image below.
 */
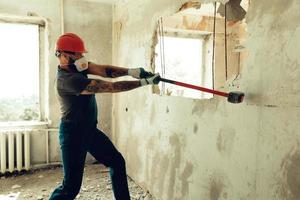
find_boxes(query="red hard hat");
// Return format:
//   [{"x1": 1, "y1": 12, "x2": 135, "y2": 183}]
[{"x1": 56, "y1": 33, "x2": 87, "y2": 53}]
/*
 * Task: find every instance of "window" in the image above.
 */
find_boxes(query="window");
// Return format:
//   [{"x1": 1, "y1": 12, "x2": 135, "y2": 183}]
[
  {"x1": 0, "y1": 22, "x2": 40, "y2": 123},
  {"x1": 153, "y1": 1, "x2": 249, "y2": 99},
  {"x1": 155, "y1": 33, "x2": 213, "y2": 99}
]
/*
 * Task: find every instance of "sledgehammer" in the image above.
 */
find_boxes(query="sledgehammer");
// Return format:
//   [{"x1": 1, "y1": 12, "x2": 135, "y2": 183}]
[{"x1": 159, "y1": 77, "x2": 244, "y2": 104}]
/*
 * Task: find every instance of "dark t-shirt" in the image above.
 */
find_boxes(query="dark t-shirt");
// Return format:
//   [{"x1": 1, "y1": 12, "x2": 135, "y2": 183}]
[{"x1": 56, "y1": 66, "x2": 98, "y2": 125}]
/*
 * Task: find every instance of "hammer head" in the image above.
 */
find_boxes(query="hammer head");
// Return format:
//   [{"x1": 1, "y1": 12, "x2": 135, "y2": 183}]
[{"x1": 227, "y1": 91, "x2": 245, "y2": 104}]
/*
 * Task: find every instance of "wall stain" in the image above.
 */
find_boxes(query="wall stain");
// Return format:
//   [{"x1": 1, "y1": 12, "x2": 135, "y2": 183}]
[
  {"x1": 146, "y1": 136, "x2": 155, "y2": 151},
  {"x1": 192, "y1": 103, "x2": 203, "y2": 116},
  {"x1": 179, "y1": 161, "x2": 194, "y2": 198},
  {"x1": 150, "y1": 151, "x2": 161, "y2": 193},
  {"x1": 125, "y1": 136, "x2": 142, "y2": 176},
  {"x1": 208, "y1": 173, "x2": 229, "y2": 200},
  {"x1": 149, "y1": 103, "x2": 156, "y2": 124},
  {"x1": 167, "y1": 134, "x2": 183, "y2": 199},
  {"x1": 193, "y1": 124, "x2": 198, "y2": 134},
  {"x1": 157, "y1": 154, "x2": 170, "y2": 197},
  {"x1": 216, "y1": 127, "x2": 236, "y2": 156},
  {"x1": 146, "y1": 132, "x2": 192, "y2": 199},
  {"x1": 113, "y1": 21, "x2": 123, "y2": 54},
  {"x1": 276, "y1": 147, "x2": 300, "y2": 200},
  {"x1": 210, "y1": 176, "x2": 225, "y2": 200},
  {"x1": 145, "y1": 148, "x2": 150, "y2": 185},
  {"x1": 145, "y1": 135, "x2": 156, "y2": 189},
  {"x1": 192, "y1": 100, "x2": 218, "y2": 117},
  {"x1": 247, "y1": 0, "x2": 294, "y2": 23}
]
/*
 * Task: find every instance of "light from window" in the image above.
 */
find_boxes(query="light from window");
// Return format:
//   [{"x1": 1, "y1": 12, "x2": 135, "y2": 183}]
[
  {"x1": 0, "y1": 22, "x2": 40, "y2": 122},
  {"x1": 155, "y1": 35, "x2": 213, "y2": 99}
]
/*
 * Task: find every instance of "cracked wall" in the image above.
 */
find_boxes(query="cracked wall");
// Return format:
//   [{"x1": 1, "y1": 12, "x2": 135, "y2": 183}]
[{"x1": 112, "y1": 0, "x2": 300, "y2": 199}]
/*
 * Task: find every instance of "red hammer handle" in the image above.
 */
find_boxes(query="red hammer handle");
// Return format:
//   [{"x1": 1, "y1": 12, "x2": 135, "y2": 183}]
[{"x1": 159, "y1": 78, "x2": 229, "y2": 98}]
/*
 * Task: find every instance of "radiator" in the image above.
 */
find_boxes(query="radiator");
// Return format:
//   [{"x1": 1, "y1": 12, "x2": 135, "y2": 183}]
[{"x1": 0, "y1": 131, "x2": 30, "y2": 174}]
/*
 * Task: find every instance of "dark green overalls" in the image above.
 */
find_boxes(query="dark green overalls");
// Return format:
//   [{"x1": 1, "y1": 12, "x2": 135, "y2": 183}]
[{"x1": 49, "y1": 66, "x2": 130, "y2": 200}]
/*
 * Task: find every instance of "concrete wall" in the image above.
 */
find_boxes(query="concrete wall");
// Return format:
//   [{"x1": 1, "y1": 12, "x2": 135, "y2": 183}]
[
  {"x1": 0, "y1": 0, "x2": 113, "y2": 165},
  {"x1": 112, "y1": 0, "x2": 300, "y2": 199}
]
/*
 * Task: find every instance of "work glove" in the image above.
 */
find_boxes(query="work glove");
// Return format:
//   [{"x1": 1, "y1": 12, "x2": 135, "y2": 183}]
[
  {"x1": 128, "y1": 68, "x2": 154, "y2": 79},
  {"x1": 140, "y1": 73, "x2": 161, "y2": 86}
]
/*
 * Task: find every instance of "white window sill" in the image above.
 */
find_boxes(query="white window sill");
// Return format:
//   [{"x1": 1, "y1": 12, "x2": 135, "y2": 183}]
[{"x1": 0, "y1": 121, "x2": 49, "y2": 131}]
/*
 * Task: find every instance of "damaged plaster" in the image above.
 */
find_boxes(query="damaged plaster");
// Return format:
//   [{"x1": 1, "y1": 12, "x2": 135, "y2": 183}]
[{"x1": 112, "y1": 0, "x2": 300, "y2": 199}]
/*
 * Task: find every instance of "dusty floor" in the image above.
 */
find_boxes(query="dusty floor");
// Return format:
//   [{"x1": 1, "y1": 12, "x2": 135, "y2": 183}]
[{"x1": 0, "y1": 164, "x2": 156, "y2": 200}]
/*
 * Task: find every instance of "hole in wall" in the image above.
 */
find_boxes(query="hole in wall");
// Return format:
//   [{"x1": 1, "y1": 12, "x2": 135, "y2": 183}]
[{"x1": 151, "y1": 0, "x2": 249, "y2": 100}]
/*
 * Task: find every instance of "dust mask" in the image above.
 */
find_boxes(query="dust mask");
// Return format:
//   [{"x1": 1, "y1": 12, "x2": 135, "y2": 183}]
[{"x1": 74, "y1": 56, "x2": 89, "y2": 72}]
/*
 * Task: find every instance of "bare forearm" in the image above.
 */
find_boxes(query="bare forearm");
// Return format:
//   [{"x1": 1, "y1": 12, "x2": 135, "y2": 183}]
[
  {"x1": 88, "y1": 62, "x2": 129, "y2": 78},
  {"x1": 112, "y1": 81, "x2": 141, "y2": 92},
  {"x1": 105, "y1": 66, "x2": 129, "y2": 78},
  {"x1": 81, "y1": 79, "x2": 141, "y2": 94}
]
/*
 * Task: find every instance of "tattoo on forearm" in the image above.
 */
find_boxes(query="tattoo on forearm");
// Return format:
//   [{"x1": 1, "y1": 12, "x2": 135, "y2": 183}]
[
  {"x1": 85, "y1": 80, "x2": 113, "y2": 93},
  {"x1": 113, "y1": 81, "x2": 141, "y2": 92},
  {"x1": 84, "y1": 80, "x2": 140, "y2": 93},
  {"x1": 105, "y1": 68, "x2": 127, "y2": 78}
]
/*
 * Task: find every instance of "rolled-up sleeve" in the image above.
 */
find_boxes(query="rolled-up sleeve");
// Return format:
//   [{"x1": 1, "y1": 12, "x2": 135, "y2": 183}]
[{"x1": 61, "y1": 73, "x2": 91, "y2": 95}]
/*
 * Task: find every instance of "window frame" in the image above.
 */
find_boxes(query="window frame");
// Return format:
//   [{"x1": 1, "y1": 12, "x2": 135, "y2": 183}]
[
  {"x1": 0, "y1": 15, "x2": 48, "y2": 127},
  {"x1": 155, "y1": 28, "x2": 214, "y2": 99}
]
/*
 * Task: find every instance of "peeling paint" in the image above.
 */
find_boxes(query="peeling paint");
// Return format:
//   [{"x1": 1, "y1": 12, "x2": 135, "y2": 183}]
[
  {"x1": 178, "y1": 1, "x2": 201, "y2": 12},
  {"x1": 182, "y1": 15, "x2": 209, "y2": 31}
]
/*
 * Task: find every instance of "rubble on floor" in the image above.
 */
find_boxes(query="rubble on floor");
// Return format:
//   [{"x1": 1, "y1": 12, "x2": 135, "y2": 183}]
[{"x1": 0, "y1": 164, "x2": 156, "y2": 200}]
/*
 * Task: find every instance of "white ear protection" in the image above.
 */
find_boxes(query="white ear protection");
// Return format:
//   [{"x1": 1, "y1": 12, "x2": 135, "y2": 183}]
[{"x1": 74, "y1": 56, "x2": 89, "y2": 72}]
